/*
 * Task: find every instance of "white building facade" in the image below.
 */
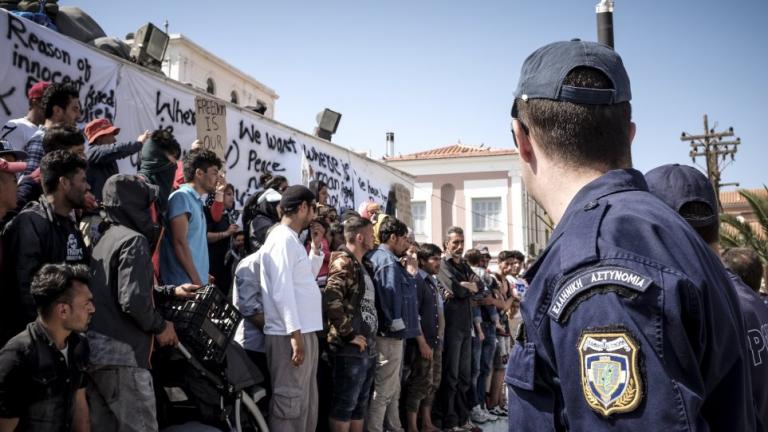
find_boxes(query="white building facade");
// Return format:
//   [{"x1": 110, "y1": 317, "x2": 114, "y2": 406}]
[
  {"x1": 161, "y1": 34, "x2": 279, "y2": 118},
  {"x1": 386, "y1": 144, "x2": 549, "y2": 257}
]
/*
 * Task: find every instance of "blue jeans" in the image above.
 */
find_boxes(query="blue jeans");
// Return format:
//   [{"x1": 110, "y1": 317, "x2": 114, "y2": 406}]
[
  {"x1": 330, "y1": 354, "x2": 376, "y2": 422},
  {"x1": 470, "y1": 322, "x2": 497, "y2": 408}
]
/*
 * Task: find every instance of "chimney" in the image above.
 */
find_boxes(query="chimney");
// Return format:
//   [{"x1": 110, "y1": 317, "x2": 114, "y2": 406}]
[{"x1": 386, "y1": 132, "x2": 395, "y2": 157}]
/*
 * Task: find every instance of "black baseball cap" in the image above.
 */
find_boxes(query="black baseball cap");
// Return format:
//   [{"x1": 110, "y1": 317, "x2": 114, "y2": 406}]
[
  {"x1": 645, "y1": 164, "x2": 718, "y2": 228},
  {"x1": 279, "y1": 185, "x2": 315, "y2": 213},
  {"x1": 0, "y1": 139, "x2": 28, "y2": 161},
  {"x1": 511, "y1": 39, "x2": 632, "y2": 118}
]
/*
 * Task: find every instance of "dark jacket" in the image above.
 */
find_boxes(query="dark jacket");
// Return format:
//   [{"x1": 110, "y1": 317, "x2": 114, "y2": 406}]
[
  {"x1": 366, "y1": 244, "x2": 421, "y2": 339},
  {"x1": 0, "y1": 320, "x2": 89, "y2": 432},
  {"x1": 1, "y1": 197, "x2": 89, "y2": 343},
  {"x1": 137, "y1": 138, "x2": 177, "y2": 212},
  {"x1": 416, "y1": 270, "x2": 443, "y2": 348},
  {"x1": 323, "y1": 247, "x2": 376, "y2": 354},
  {"x1": 86, "y1": 140, "x2": 142, "y2": 201},
  {"x1": 89, "y1": 175, "x2": 168, "y2": 369},
  {"x1": 437, "y1": 257, "x2": 477, "y2": 335}
]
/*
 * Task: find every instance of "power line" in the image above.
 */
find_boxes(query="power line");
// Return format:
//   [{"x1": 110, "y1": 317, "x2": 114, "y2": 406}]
[{"x1": 680, "y1": 114, "x2": 741, "y2": 208}]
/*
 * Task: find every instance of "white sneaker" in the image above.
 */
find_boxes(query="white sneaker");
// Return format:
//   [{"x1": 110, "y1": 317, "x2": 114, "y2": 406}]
[
  {"x1": 470, "y1": 406, "x2": 488, "y2": 424},
  {"x1": 489, "y1": 406, "x2": 508, "y2": 417},
  {"x1": 482, "y1": 407, "x2": 498, "y2": 421}
]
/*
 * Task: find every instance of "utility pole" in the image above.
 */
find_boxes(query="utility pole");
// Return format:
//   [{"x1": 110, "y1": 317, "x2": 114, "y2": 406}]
[{"x1": 680, "y1": 114, "x2": 741, "y2": 208}]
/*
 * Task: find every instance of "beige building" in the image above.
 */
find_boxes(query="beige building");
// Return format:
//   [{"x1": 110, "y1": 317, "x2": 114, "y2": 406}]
[
  {"x1": 721, "y1": 188, "x2": 767, "y2": 239},
  {"x1": 161, "y1": 34, "x2": 279, "y2": 118},
  {"x1": 385, "y1": 144, "x2": 549, "y2": 257}
]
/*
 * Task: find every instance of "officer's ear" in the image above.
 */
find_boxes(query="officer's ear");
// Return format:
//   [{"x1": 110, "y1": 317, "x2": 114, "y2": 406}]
[
  {"x1": 629, "y1": 121, "x2": 637, "y2": 145},
  {"x1": 513, "y1": 119, "x2": 535, "y2": 164}
]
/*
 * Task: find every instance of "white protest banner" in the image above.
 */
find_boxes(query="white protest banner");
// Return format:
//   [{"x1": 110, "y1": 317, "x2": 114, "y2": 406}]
[
  {"x1": 0, "y1": 10, "x2": 120, "y2": 128},
  {"x1": 0, "y1": 8, "x2": 412, "y2": 211},
  {"x1": 195, "y1": 96, "x2": 227, "y2": 162}
]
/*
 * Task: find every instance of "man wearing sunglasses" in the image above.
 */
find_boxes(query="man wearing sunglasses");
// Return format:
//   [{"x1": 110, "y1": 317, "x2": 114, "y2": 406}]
[{"x1": 505, "y1": 40, "x2": 753, "y2": 430}]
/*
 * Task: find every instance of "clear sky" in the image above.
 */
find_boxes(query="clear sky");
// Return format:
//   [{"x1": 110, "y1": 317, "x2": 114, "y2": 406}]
[{"x1": 72, "y1": 0, "x2": 767, "y2": 188}]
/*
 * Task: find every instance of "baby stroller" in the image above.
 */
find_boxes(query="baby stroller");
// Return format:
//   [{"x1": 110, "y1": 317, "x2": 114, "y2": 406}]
[{"x1": 154, "y1": 284, "x2": 269, "y2": 432}]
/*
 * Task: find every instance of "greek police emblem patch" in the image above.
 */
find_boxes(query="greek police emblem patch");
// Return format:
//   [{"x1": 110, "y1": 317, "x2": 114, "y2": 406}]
[{"x1": 578, "y1": 330, "x2": 642, "y2": 416}]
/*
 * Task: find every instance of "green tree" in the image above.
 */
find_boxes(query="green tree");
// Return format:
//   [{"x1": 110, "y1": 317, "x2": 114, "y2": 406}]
[{"x1": 720, "y1": 186, "x2": 768, "y2": 264}]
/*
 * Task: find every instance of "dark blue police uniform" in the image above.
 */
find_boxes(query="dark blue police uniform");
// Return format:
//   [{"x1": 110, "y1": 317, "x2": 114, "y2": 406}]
[
  {"x1": 506, "y1": 169, "x2": 754, "y2": 430},
  {"x1": 729, "y1": 270, "x2": 768, "y2": 432}
]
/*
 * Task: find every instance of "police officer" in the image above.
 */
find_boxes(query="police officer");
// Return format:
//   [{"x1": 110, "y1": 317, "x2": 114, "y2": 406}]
[
  {"x1": 646, "y1": 163, "x2": 768, "y2": 431},
  {"x1": 506, "y1": 40, "x2": 754, "y2": 430}
]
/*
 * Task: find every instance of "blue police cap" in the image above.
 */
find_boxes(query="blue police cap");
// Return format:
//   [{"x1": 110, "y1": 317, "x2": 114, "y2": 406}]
[
  {"x1": 511, "y1": 39, "x2": 632, "y2": 117},
  {"x1": 645, "y1": 164, "x2": 718, "y2": 228}
]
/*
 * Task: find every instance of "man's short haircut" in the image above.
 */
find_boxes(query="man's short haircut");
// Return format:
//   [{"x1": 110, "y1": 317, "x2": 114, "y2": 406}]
[
  {"x1": 265, "y1": 175, "x2": 288, "y2": 191},
  {"x1": 723, "y1": 247, "x2": 764, "y2": 293},
  {"x1": 464, "y1": 248, "x2": 484, "y2": 266},
  {"x1": 258, "y1": 172, "x2": 273, "y2": 187},
  {"x1": 343, "y1": 216, "x2": 372, "y2": 243},
  {"x1": 417, "y1": 243, "x2": 442, "y2": 263},
  {"x1": 234, "y1": 230, "x2": 245, "y2": 239},
  {"x1": 183, "y1": 149, "x2": 222, "y2": 182},
  {"x1": 446, "y1": 226, "x2": 464, "y2": 240},
  {"x1": 329, "y1": 222, "x2": 344, "y2": 236},
  {"x1": 515, "y1": 67, "x2": 632, "y2": 170},
  {"x1": 42, "y1": 82, "x2": 79, "y2": 120},
  {"x1": 499, "y1": 250, "x2": 525, "y2": 262},
  {"x1": 40, "y1": 149, "x2": 87, "y2": 194},
  {"x1": 151, "y1": 128, "x2": 182, "y2": 159},
  {"x1": 317, "y1": 205, "x2": 337, "y2": 219},
  {"x1": 31, "y1": 263, "x2": 90, "y2": 318},
  {"x1": 42, "y1": 124, "x2": 85, "y2": 153},
  {"x1": 378, "y1": 217, "x2": 407, "y2": 244},
  {"x1": 341, "y1": 209, "x2": 360, "y2": 222}
]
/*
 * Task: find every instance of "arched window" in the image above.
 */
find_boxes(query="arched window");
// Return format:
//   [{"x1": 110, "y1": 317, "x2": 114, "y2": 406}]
[
  {"x1": 230, "y1": 91, "x2": 239, "y2": 105},
  {"x1": 206, "y1": 78, "x2": 215, "y2": 95}
]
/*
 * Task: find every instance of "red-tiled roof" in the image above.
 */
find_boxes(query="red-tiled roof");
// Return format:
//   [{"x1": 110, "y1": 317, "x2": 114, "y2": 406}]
[
  {"x1": 384, "y1": 144, "x2": 517, "y2": 161},
  {"x1": 720, "y1": 188, "x2": 768, "y2": 207}
]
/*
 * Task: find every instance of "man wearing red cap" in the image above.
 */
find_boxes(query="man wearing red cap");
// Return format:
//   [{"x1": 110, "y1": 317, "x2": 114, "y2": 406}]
[
  {"x1": 84, "y1": 118, "x2": 148, "y2": 202},
  {"x1": 0, "y1": 81, "x2": 50, "y2": 156}
]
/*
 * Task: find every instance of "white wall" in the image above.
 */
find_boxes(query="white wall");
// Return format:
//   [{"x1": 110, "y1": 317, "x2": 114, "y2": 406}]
[
  {"x1": 463, "y1": 178, "x2": 509, "y2": 250},
  {"x1": 411, "y1": 182, "x2": 433, "y2": 244},
  {"x1": 163, "y1": 36, "x2": 278, "y2": 119},
  {"x1": 510, "y1": 175, "x2": 525, "y2": 252}
]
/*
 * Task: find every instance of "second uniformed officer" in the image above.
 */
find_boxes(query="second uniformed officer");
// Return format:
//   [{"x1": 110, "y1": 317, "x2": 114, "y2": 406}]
[{"x1": 506, "y1": 40, "x2": 754, "y2": 430}]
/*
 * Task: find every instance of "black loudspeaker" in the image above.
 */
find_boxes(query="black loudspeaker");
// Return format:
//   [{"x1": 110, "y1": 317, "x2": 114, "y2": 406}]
[{"x1": 315, "y1": 109, "x2": 342, "y2": 139}]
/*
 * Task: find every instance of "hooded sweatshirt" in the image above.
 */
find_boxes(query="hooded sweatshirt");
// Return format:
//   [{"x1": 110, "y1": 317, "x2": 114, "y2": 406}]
[{"x1": 88, "y1": 174, "x2": 168, "y2": 369}]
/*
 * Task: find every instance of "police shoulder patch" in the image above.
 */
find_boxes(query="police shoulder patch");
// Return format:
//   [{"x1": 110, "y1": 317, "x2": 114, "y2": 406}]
[
  {"x1": 548, "y1": 266, "x2": 652, "y2": 322},
  {"x1": 578, "y1": 328, "x2": 643, "y2": 417}
]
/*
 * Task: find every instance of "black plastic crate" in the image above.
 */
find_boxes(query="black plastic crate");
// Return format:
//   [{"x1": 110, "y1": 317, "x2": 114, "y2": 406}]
[{"x1": 159, "y1": 284, "x2": 243, "y2": 363}]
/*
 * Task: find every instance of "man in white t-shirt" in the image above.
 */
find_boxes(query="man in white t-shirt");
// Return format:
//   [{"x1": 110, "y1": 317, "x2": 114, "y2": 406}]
[
  {"x1": 259, "y1": 185, "x2": 324, "y2": 432},
  {"x1": 0, "y1": 81, "x2": 50, "y2": 155}
]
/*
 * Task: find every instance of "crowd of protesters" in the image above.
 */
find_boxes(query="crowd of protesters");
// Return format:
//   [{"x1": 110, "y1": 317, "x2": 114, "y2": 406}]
[
  {"x1": 0, "y1": 80, "x2": 528, "y2": 432},
  {"x1": 0, "y1": 78, "x2": 766, "y2": 432}
]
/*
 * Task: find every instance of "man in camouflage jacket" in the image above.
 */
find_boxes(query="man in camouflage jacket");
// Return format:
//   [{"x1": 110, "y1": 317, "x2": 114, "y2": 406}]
[{"x1": 322, "y1": 216, "x2": 378, "y2": 432}]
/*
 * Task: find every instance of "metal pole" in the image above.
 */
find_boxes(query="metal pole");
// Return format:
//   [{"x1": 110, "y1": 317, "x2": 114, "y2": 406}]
[{"x1": 596, "y1": 0, "x2": 615, "y2": 49}]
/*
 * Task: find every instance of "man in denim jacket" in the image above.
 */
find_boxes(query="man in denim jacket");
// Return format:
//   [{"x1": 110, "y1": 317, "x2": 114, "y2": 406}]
[{"x1": 365, "y1": 216, "x2": 420, "y2": 432}]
